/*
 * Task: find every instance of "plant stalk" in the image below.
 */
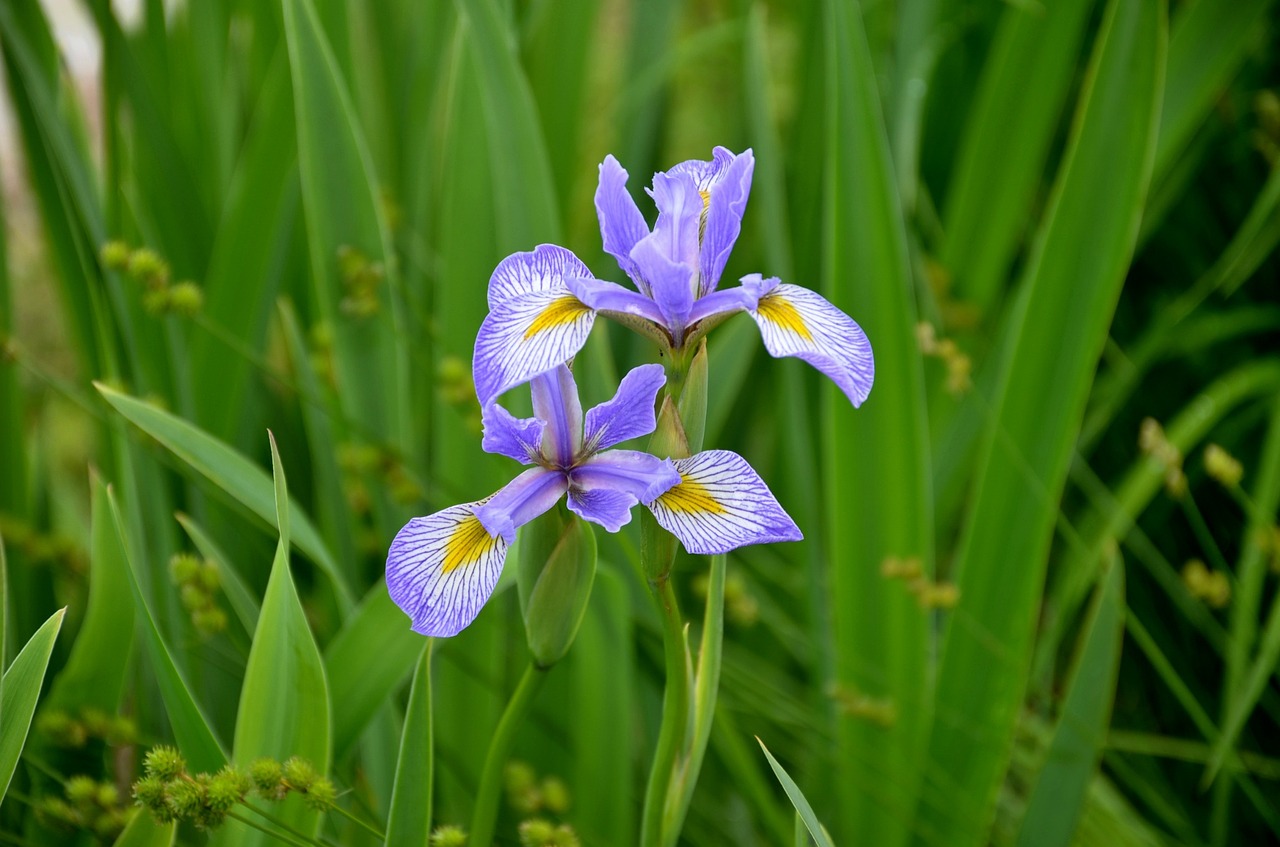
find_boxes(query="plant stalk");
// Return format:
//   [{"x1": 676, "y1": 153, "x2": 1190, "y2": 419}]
[
  {"x1": 640, "y1": 575, "x2": 689, "y2": 847},
  {"x1": 469, "y1": 662, "x2": 549, "y2": 846}
]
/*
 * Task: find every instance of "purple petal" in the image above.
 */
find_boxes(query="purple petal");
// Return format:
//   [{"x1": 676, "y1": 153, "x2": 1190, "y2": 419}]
[
  {"x1": 700, "y1": 149, "x2": 753, "y2": 296},
  {"x1": 645, "y1": 450, "x2": 801, "y2": 555},
  {"x1": 473, "y1": 288, "x2": 596, "y2": 404},
  {"x1": 530, "y1": 365, "x2": 583, "y2": 466},
  {"x1": 687, "y1": 286, "x2": 760, "y2": 326},
  {"x1": 481, "y1": 403, "x2": 544, "y2": 464},
  {"x1": 571, "y1": 449, "x2": 681, "y2": 503},
  {"x1": 747, "y1": 282, "x2": 874, "y2": 407},
  {"x1": 565, "y1": 276, "x2": 666, "y2": 324},
  {"x1": 648, "y1": 170, "x2": 702, "y2": 270},
  {"x1": 474, "y1": 467, "x2": 569, "y2": 544},
  {"x1": 386, "y1": 503, "x2": 509, "y2": 637},
  {"x1": 583, "y1": 364, "x2": 667, "y2": 452},
  {"x1": 566, "y1": 487, "x2": 640, "y2": 533},
  {"x1": 630, "y1": 235, "x2": 694, "y2": 334},
  {"x1": 666, "y1": 146, "x2": 736, "y2": 189},
  {"x1": 596, "y1": 156, "x2": 652, "y2": 296},
  {"x1": 488, "y1": 244, "x2": 593, "y2": 309}
]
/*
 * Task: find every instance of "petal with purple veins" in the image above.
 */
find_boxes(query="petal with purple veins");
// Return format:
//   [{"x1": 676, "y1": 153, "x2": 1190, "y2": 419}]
[
  {"x1": 583, "y1": 364, "x2": 667, "y2": 452},
  {"x1": 630, "y1": 235, "x2": 694, "y2": 334},
  {"x1": 386, "y1": 503, "x2": 509, "y2": 637},
  {"x1": 747, "y1": 282, "x2": 874, "y2": 407},
  {"x1": 530, "y1": 365, "x2": 583, "y2": 466},
  {"x1": 596, "y1": 156, "x2": 652, "y2": 296},
  {"x1": 572, "y1": 449, "x2": 681, "y2": 503},
  {"x1": 481, "y1": 403, "x2": 544, "y2": 464},
  {"x1": 565, "y1": 276, "x2": 667, "y2": 324},
  {"x1": 645, "y1": 450, "x2": 801, "y2": 555},
  {"x1": 566, "y1": 487, "x2": 639, "y2": 533},
  {"x1": 647, "y1": 170, "x2": 703, "y2": 270},
  {"x1": 699, "y1": 149, "x2": 754, "y2": 296},
  {"x1": 687, "y1": 285, "x2": 760, "y2": 326},
  {"x1": 474, "y1": 467, "x2": 569, "y2": 544},
  {"x1": 473, "y1": 288, "x2": 596, "y2": 404},
  {"x1": 488, "y1": 244, "x2": 593, "y2": 309}
]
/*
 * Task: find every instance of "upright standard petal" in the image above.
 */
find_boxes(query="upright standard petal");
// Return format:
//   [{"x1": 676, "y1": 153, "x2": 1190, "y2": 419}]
[
  {"x1": 474, "y1": 467, "x2": 569, "y2": 543},
  {"x1": 473, "y1": 288, "x2": 597, "y2": 404},
  {"x1": 570, "y1": 449, "x2": 681, "y2": 504},
  {"x1": 530, "y1": 365, "x2": 584, "y2": 466},
  {"x1": 487, "y1": 244, "x2": 593, "y2": 309},
  {"x1": 699, "y1": 149, "x2": 754, "y2": 296},
  {"x1": 583, "y1": 364, "x2": 667, "y2": 452},
  {"x1": 596, "y1": 155, "x2": 652, "y2": 296},
  {"x1": 645, "y1": 450, "x2": 801, "y2": 555},
  {"x1": 481, "y1": 403, "x2": 545, "y2": 464},
  {"x1": 744, "y1": 277, "x2": 874, "y2": 407},
  {"x1": 630, "y1": 235, "x2": 694, "y2": 335},
  {"x1": 648, "y1": 170, "x2": 703, "y2": 271},
  {"x1": 387, "y1": 503, "x2": 509, "y2": 637}
]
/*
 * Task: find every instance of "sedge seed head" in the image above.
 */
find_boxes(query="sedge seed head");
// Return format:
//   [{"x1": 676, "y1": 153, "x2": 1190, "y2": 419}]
[
  {"x1": 143, "y1": 746, "x2": 187, "y2": 781},
  {"x1": 430, "y1": 824, "x2": 468, "y2": 847}
]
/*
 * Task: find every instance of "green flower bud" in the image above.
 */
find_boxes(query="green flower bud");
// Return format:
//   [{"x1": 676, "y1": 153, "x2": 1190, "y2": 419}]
[
  {"x1": 519, "y1": 510, "x2": 598, "y2": 668},
  {"x1": 430, "y1": 824, "x2": 468, "y2": 847},
  {"x1": 100, "y1": 241, "x2": 131, "y2": 270},
  {"x1": 519, "y1": 819, "x2": 557, "y2": 846},
  {"x1": 143, "y1": 746, "x2": 187, "y2": 781}
]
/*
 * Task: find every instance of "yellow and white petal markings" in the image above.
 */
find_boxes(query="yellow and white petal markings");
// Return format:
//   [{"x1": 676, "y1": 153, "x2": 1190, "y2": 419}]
[
  {"x1": 645, "y1": 450, "x2": 801, "y2": 555},
  {"x1": 473, "y1": 287, "x2": 597, "y2": 404},
  {"x1": 748, "y1": 283, "x2": 874, "y2": 407},
  {"x1": 487, "y1": 243, "x2": 593, "y2": 309},
  {"x1": 386, "y1": 502, "x2": 509, "y2": 637}
]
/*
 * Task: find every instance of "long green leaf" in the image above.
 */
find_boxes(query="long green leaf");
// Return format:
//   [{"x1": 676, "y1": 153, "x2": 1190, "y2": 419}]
[
  {"x1": 215, "y1": 436, "x2": 330, "y2": 847},
  {"x1": 111, "y1": 810, "x2": 177, "y2": 847},
  {"x1": 757, "y1": 737, "x2": 836, "y2": 847},
  {"x1": 822, "y1": 1, "x2": 933, "y2": 843},
  {"x1": 0, "y1": 607, "x2": 65, "y2": 804},
  {"x1": 923, "y1": 2, "x2": 1165, "y2": 843},
  {"x1": 385, "y1": 644, "x2": 434, "y2": 847},
  {"x1": 1016, "y1": 555, "x2": 1125, "y2": 847},
  {"x1": 95, "y1": 383, "x2": 351, "y2": 604}
]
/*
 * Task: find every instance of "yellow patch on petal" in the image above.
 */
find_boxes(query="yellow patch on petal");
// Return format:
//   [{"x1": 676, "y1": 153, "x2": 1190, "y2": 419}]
[
  {"x1": 757, "y1": 294, "x2": 813, "y2": 342},
  {"x1": 524, "y1": 295, "x2": 592, "y2": 339},
  {"x1": 657, "y1": 475, "x2": 727, "y2": 515},
  {"x1": 442, "y1": 514, "x2": 499, "y2": 574}
]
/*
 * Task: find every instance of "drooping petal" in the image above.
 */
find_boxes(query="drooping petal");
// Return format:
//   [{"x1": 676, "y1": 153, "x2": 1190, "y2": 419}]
[
  {"x1": 481, "y1": 403, "x2": 544, "y2": 464},
  {"x1": 583, "y1": 364, "x2": 667, "y2": 452},
  {"x1": 487, "y1": 244, "x2": 593, "y2": 309},
  {"x1": 630, "y1": 235, "x2": 694, "y2": 334},
  {"x1": 565, "y1": 487, "x2": 640, "y2": 533},
  {"x1": 473, "y1": 288, "x2": 596, "y2": 404},
  {"x1": 565, "y1": 276, "x2": 667, "y2": 324},
  {"x1": 566, "y1": 450, "x2": 681, "y2": 532},
  {"x1": 596, "y1": 155, "x2": 652, "y2": 296},
  {"x1": 699, "y1": 149, "x2": 754, "y2": 296},
  {"x1": 386, "y1": 503, "x2": 509, "y2": 637},
  {"x1": 474, "y1": 466, "x2": 569, "y2": 543},
  {"x1": 530, "y1": 365, "x2": 583, "y2": 466},
  {"x1": 746, "y1": 281, "x2": 875, "y2": 407},
  {"x1": 687, "y1": 286, "x2": 760, "y2": 326},
  {"x1": 646, "y1": 450, "x2": 801, "y2": 555}
]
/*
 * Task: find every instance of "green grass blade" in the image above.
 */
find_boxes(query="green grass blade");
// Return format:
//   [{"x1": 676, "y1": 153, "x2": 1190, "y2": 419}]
[
  {"x1": 822, "y1": 0, "x2": 934, "y2": 843},
  {"x1": 95, "y1": 382, "x2": 351, "y2": 604},
  {"x1": 0, "y1": 607, "x2": 64, "y2": 805},
  {"x1": 216, "y1": 437, "x2": 331, "y2": 847},
  {"x1": 923, "y1": 1, "x2": 1165, "y2": 843},
  {"x1": 324, "y1": 584, "x2": 423, "y2": 760},
  {"x1": 385, "y1": 643, "x2": 434, "y2": 847},
  {"x1": 941, "y1": 0, "x2": 1096, "y2": 309},
  {"x1": 1016, "y1": 555, "x2": 1125, "y2": 847},
  {"x1": 43, "y1": 474, "x2": 135, "y2": 715},
  {"x1": 757, "y1": 737, "x2": 836, "y2": 847},
  {"x1": 110, "y1": 810, "x2": 177, "y2": 847},
  {"x1": 111, "y1": 487, "x2": 228, "y2": 773},
  {"x1": 282, "y1": 0, "x2": 408, "y2": 450}
]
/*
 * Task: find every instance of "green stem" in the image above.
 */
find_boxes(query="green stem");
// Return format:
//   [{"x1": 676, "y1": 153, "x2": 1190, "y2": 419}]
[
  {"x1": 327, "y1": 802, "x2": 386, "y2": 841},
  {"x1": 239, "y1": 802, "x2": 332, "y2": 847},
  {"x1": 640, "y1": 576, "x2": 688, "y2": 847},
  {"x1": 469, "y1": 662, "x2": 549, "y2": 846},
  {"x1": 226, "y1": 809, "x2": 317, "y2": 847}
]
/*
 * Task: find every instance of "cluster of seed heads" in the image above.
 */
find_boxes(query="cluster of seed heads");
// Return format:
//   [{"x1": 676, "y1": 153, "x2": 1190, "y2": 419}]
[
  {"x1": 36, "y1": 775, "x2": 131, "y2": 842},
  {"x1": 132, "y1": 746, "x2": 335, "y2": 830},
  {"x1": 337, "y1": 245, "x2": 384, "y2": 319},
  {"x1": 100, "y1": 241, "x2": 204, "y2": 318},
  {"x1": 169, "y1": 553, "x2": 228, "y2": 637},
  {"x1": 37, "y1": 706, "x2": 138, "y2": 749}
]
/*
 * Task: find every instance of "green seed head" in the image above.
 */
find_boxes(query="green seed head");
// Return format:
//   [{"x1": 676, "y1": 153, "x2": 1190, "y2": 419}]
[
  {"x1": 540, "y1": 776, "x2": 570, "y2": 814},
  {"x1": 302, "y1": 777, "x2": 337, "y2": 811},
  {"x1": 282, "y1": 756, "x2": 318, "y2": 791},
  {"x1": 143, "y1": 746, "x2": 187, "y2": 781},
  {"x1": 249, "y1": 758, "x2": 286, "y2": 799},
  {"x1": 66, "y1": 775, "x2": 99, "y2": 806},
  {"x1": 519, "y1": 819, "x2": 557, "y2": 846},
  {"x1": 167, "y1": 281, "x2": 205, "y2": 317},
  {"x1": 100, "y1": 241, "x2": 131, "y2": 270},
  {"x1": 430, "y1": 825, "x2": 469, "y2": 847}
]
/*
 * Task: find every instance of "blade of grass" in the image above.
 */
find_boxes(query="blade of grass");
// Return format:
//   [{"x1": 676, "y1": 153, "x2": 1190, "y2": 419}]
[
  {"x1": 757, "y1": 737, "x2": 836, "y2": 847},
  {"x1": 822, "y1": 1, "x2": 934, "y2": 844},
  {"x1": 923, "y1": 1, "x2": 1165, "y2": 843},
  {"x1": 0, "y1": 607, "x2": 65, "y2": 805},
  {"x1": 384, "y1": 643, "x2": 434, "y2": 847},
  {"x1": 110, "y1": 808, "x2": 177, "y2": 847}
]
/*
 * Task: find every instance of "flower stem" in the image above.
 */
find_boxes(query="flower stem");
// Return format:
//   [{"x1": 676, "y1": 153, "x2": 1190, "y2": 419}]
[
  {"x1": 326, "y1": 802, "x2": 386, "y2": 841},
  {"x1": 469, "y1": 662, "x2": 549, "y2": 846},
  {"x1": 226, "y1": 809, "x2": 318, "y2": 847},
  {"x1": 640, "y1": 575, "x2": 689, "y2": 847}
]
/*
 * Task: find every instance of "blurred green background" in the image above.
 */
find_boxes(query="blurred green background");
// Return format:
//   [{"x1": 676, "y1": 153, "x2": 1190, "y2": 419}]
[{"x1": 0, "y1": 0, "x2": 1278, "y2": 844}]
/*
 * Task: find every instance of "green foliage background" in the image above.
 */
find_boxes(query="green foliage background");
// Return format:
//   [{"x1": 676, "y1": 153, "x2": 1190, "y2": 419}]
[{"x1": 0, "y1": 0, "x2": 1278, "y2": 844}]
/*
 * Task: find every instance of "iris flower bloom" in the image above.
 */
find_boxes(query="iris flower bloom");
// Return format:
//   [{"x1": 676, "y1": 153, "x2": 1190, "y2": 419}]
[
  {"x1": 387, "y1": 363, "x2": 801, "y2": 636},
  {"x1": 473, "y1": 148, "x2": 874, "y2": 407}
]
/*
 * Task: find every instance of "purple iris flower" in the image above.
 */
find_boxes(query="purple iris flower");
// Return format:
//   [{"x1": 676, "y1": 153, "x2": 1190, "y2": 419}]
[
  {"x1": 472, "y1": 147, "x2": 874, "y2": 407},
  {"x1": 386, "y1": 363, "x2": 801, "y2": 636}
]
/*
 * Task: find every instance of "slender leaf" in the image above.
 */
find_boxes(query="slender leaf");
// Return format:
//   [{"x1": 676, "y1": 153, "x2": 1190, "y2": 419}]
[
  {"x1": 111, "y1": 811, "x2": 177, "y2": 847},
  {"x1": 757, "y1": 737, "x2": 836, "y2": 847},
  {"x1": 385, "y1": 643, "x2": 434, "y2": 847},
  {"x1": 0, "y1": 607, "x2": 65, "y2": 804}
]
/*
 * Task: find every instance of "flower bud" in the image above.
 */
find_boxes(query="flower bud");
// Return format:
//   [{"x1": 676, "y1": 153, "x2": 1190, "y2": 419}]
[
  {"x1": 676, "y1": 339, "x2": 708, "y2": 454},
  {"x1": 520, "y1": 511, "x2": 598, "y2": 668}
]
